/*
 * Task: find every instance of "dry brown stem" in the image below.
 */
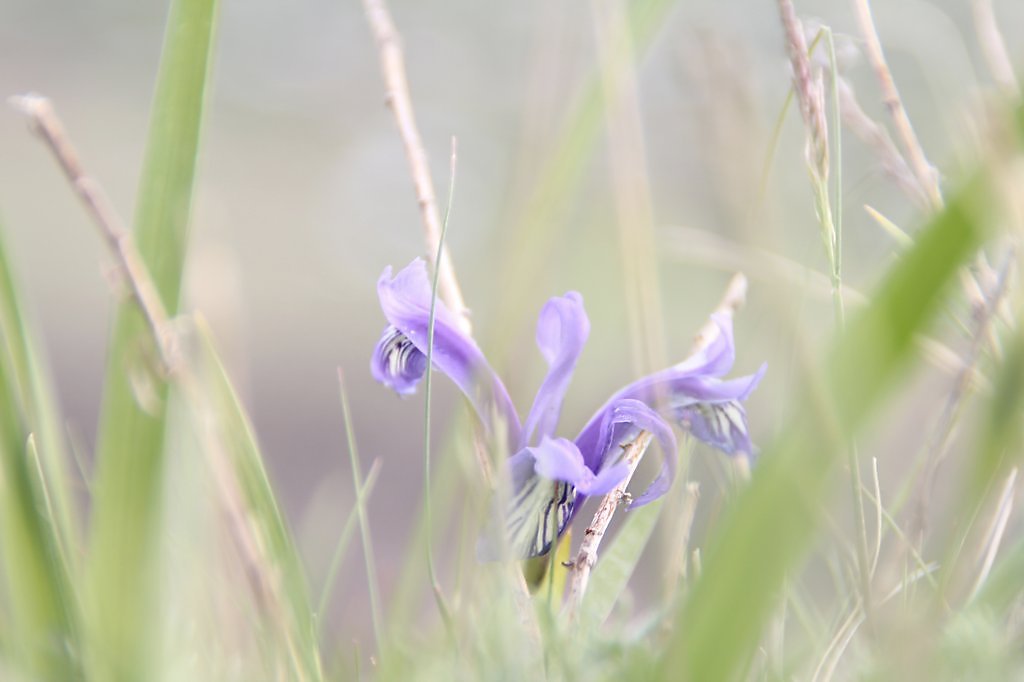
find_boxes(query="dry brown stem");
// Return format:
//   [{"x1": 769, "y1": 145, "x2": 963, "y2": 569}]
[
  {"x1": 360, "y1": 0, "x2": 470, "y2": 333},
  {"x1": 972, "y1": 0, "x2": 1020, "y2": 97},
  {"x1": 851, "y1": 0, "x2": 942, "y2": 210},
  {"x1": 13, "y1": 93, "x2": 313, "y2": 674},
  {"x1": 10, "y1": 93, "x2": 177, "y2": 371},
  {"x1": 778, "y1": 0, "x2": 829, "y2": 182},
  {"x1": 564, "y1": 431, "x2": 654, "y2": 617}
]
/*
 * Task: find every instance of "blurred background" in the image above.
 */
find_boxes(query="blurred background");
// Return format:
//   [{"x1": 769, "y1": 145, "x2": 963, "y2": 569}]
[{"x1": 1, "y1": 0, "x2": 1021, "y2": 654}]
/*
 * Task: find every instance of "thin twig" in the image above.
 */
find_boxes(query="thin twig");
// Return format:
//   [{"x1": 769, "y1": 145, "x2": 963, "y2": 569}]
[
  {"x1": 565, "y1": 273, "x2": 748, "y2": 617},
  {"x1": 780, "y1": 7, "x2": 880, "y2": 626},
  {"x1": 913, "y1": 248, "x2": 1015, "y2": 545},
  {"x1": 14, "y1": 94, "x2": 317, "y2": 677},
  {"x1": 565, "y1": 431, "x2": 654, "y2": 617},
  {"x1": 968, "y1": 467, "x2": 1017, "y2": 602},
  {"x1": 360, "y1": 0, "x2": 470, "y2": 334},
  {"x1": 778, "y1": 0, "x2": 829, "y2": 184},
  {"x1": 692, "y1": 273, "x2": 748, "y2": 346},
  {"x1": 9, "y1": 93, "x2": 177, "y2": 371},
  {"x1": 665, "y1": 482, "x2": 701, "y2": 591},
  {"x1": 851, "y1": 0, "x2": 942, "y2": 210},
  {"x1": 337, "y1": 369, "x2": 385, "y2": 652},
  {"x1": 837, "y1": 81, "x2": 930, "y2": 210},
  {"x1": 971, "y1": 0, "x2": 1020, "y2": 97}
]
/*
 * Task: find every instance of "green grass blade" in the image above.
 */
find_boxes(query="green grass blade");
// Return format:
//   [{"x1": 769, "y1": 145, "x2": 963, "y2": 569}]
[
  {"x1": 0, "y1": 225, "x2": 81, "y2": 680},
  {"x1": 85, "y1": 0, "x2": 217, "y2": 678},
  {"x1": 193, "y1": 317, "x2": 323, "y2": 680},
  {"x1": 337, "y1": 371, "x2": 384, "y2": 652},
  {"x1": 0, "y1": 225, "x2": 80, "y2": 568},
  {"x1": 666, "y1": 172, "x2": 991, "y2": 681},
  {"x1": 317, "y1": 460, "x2": 382, "y2": 633}
]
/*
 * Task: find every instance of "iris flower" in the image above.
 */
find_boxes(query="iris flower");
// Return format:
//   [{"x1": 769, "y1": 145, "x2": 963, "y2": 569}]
[{"x1": 371, "y1": 259, "x2": 765, "y2": 558}]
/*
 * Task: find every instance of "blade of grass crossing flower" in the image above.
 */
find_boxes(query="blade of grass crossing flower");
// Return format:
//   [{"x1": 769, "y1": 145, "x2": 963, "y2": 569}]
[
  {"x1": 337, "y1": 371, "x2": 384, "y2": 652},
  {"x1": 667, "y1": 172, "x2": 991, "y2": 681},
  {"x1": 86, "y1": 0, "x2": 217, "y2": 678},
  {"x1": 194, "y1": 317, "x2": 322, "y2": 679}
]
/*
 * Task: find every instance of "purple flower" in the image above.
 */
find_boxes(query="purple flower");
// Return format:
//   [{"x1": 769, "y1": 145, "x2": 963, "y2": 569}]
[{"x1": 371, "y1": 259, "x2": 766, "y2": 558}]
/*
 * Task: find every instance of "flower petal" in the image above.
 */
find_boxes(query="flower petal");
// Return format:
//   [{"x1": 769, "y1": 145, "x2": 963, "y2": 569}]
[
  {"x1": 483, "y1": 448, "x2": 575, "y2": 559},
  {"x1": 591, "y1": 399, "x2": 678, "y2": 508},
  {"x1": 528, "y1": 436, "x2": 629, "y2": 496},
  {"x1": 374, "y1": 259, "x2": 521, "y2": 443},
  {"x1": 521, "y1": 292, "x2": 590, "y2": 447},
  {"x1": 678, "y1": 399, "x2": 754, "y2": 456},
  {"x1": 573, "y1": 317, "x2": 764, "y2": 466},
  {"x1": 486, "y1": 436, "x2": 632, "y2": 560},
  {"x1": 370, "y1": 325, "x2": 428, "y2": 395},
  {"x1": 670, "y1": 313, "x2": 736, "y2": 378}
]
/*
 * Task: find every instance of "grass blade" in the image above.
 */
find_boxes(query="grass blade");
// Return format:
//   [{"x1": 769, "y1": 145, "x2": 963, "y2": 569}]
[
  {"x1": 0, "y1": 224, "x2": 81, "y2": 680},
  {"x1": 85, "y1": 0, "x2": 217, "y2": 677},
  {"x1": 666, "y1": 171, "x2": 992, "y2": 681},
  {"x1": 193, "y1": 317, "x2": 323, "y2": 680}
]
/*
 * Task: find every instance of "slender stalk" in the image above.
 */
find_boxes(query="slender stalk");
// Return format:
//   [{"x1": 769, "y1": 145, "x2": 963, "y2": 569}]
[
  {"x1": 967, "y1": 467, "x2": 1017, "y2": 602},
  {"x1": 590, "y1": 0, "x2": 667, "y2": 376},
  {"x1": 16, "y1": 94, "x2": 318, "y2": 679},
  {"x1": 913, "y1": 249, "x2": 1015, "y2": 543},
  {"x1": 776, "y1": 3, "x2": 873, "y2": 625},
  {"x1": 852, "y1": 0, "x2": 942, "y2": 210},
  {"x1": 9, "y1": 94, "x2": 175, "y2": 369},
  {"x1": 422, "y1": 138, "x2": 458, "y2": 631},
  {"x1": 565, "y1": 431, "x2": 654, "y2": 617},
  {"x1": 971, "y1": 0, "x2": 1020, "y2": 96},
  {"x1": 316, "y1": 459, "x2": 382, "y2": 634},
  {"x1": 337, "y1": 371, "x2": 384, "y2": 652},
  {"x1": 360, "y1": 0, "x2": 470, "y2": 333}
]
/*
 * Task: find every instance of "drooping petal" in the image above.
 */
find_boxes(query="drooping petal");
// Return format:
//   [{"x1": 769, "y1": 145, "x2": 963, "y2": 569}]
[
  {"x1": 670, "y1": 313, "x2": 736, "y2": 378},
  {"x1": 574, "y1": 316, "x2": 765, "y2": 466},
  {"x1": 677, "y1": 398, "x2": 754, "y2": 456},
  {"x1": 589, "y1": 399, "x2": 678, "y2": 508},
  {"x1": 373, "y1": 259, "x2": 521, "y2": 443},
  {"x1": 521, "y1": 292, "x2": 590, "y2": 447}
]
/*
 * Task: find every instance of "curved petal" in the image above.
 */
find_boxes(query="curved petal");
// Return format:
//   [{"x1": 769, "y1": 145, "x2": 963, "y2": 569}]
[
  {"x1": 670, "y1": 313, "x2": 735, "y2": 378},
  {"x1": 668, "y1": 362, "x2": 767, "y2": 405},
  {"x1": 573, "y1": 317, "x2": 764, "y2": 463},
  {"x1": 528, "y1": 436, "x2": 629, "y2": 497},
  {"x1": 521, "y1": 292, "x2": 590, "y2": 447},
  {"x1": 370, "y1": 325, "x2": 428, "y2": 395},
  {"x1": 589, "y1": 399, "x2": 678, "y2": 508},
  {"x1": 374, "y1": 259, "x2": 521, "y2": 442}
]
